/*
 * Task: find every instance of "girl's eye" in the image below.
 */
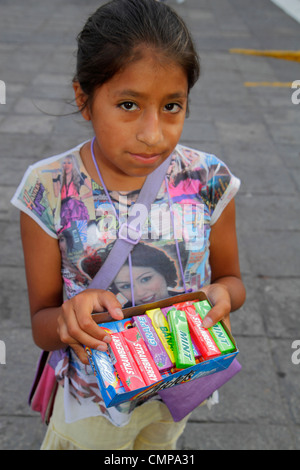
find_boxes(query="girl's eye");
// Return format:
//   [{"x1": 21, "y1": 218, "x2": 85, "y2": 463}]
[
  {"x1": 164, "y1": 103, "x2": 182, "y2": 114},
  {"x1": 119, "y1": 101, "x2": 138, "y2": 111}
]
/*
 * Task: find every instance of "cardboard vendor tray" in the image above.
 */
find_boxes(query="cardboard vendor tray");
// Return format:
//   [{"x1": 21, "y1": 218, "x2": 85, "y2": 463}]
[{"x1": 86, "y1": 290, "x2": 239, "y2": 409}]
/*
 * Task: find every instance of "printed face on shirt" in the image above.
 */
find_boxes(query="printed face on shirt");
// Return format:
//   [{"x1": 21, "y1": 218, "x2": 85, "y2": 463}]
[
  {"x1": 62, "y1": 156, "x2": 73, "y2": 175},
  {"x1": 76, "y1": 48, "x2": 188, "y2": 187},
  {"x1": 114, "y1": 265, "x2": 169, "y2": 305}
]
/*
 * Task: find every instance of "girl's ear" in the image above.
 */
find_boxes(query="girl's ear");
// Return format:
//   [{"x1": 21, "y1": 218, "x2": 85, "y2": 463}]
[{"x1": 73, "y1": 81, "x2": 91, "y2": 121}]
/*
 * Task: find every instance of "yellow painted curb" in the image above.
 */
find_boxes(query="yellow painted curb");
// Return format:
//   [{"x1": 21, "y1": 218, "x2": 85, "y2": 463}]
[
  {"x1": 230, "y1": 48, "x2": 300, "y2": 62},
  {"x1": 244, "y1": 82, "x2": 293, "y2": 87}
]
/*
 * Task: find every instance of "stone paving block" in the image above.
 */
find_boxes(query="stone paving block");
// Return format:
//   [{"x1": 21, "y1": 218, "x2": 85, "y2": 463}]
[
  {"x1": 269, "y1": 59, "x2": 300, "y2": 83},
  {"x1": 205, "y1": 103, "x2": 265, "y2": 127},
  {"x1": 221, "y1": 155, "x2": 298, "y2": 196},
  {"x1": 43, "y1": 47, "x2": 76, "y2": 76},
  {"x1": 275, "y1": 144, "x2": 300, "y2": 169},
  {"x1": 236, "y1": 194, "x2": 300, "y2": 233},
  {"x1": 0, "y1": 188, "x2": 15, "y2": 221},
  {"x1": 268, "y1": 124, "x2": 300, "y2": 145},
  {"x1": 246, "y1": 86, "x2": 295, "y2": 108},
  {"x1": 51, "y1": 114, "x2": 94, "y2": 139},
  {"x1": 262, "y1": 107, "x2": 300, "y2": 127},
  {"x1": 240, "y1": 230, "x2": 300, "y2": 278},
  {"x1": 232, "y1": 55, "x2": 280, "y2": 83},
  {"x1": 181, "y1": 120, "x2": 218, "y2": 143},
  {"x1": 207, "y1": 80, "x2": 251, "y2": 107},
  {"x1": 290, "y1": 170, "x2": 300, "y2": 193},
  {"x1": 229, "y1": 275, "x2": 266, "y2": 337},
  {"x1": 259, "y1": 278, "x2": 300, "y2": 339},
  {"x1": 0, "y1": 266, "x2": 30, "y2": 328},
  {"x1": 42, "y1": 132, "x2": 94, "y2": 158},
  {"x1": 270, "y1": 339, "x2": 300, "y2": 426},
  {"x1": 0, "y1": 328, "x2": 41, "y2": 417},
  {"x1": 0, "y1": 84, "x2": 26, "y2": 113},
  {"x1": 0, "y1": 221, "x2": 24, "y2": 267},
  {"x1": 13, "y1": 97, "x2": 66, "y2": 116},
  {"x1": 178, "y1": 422, "x2": 297, "y2": 450},
  {"x1": 0, "y1": 417, "x2": 46, "y2": 450},
  {"x1": 0, "y1": 133, "x2": 47, "y2": 160},
  {"x1": 190, "y1": 336, "x2": 289, "y2": 426},
  {"x1": 216, "y1": 121, "x2": 274, "y2": 147},
  {"x1": 235, "y1": 242, "x2": 252, "y2": 278},
  {"x1": 0, "y1": 115, "x2": 57, "y2": 135}
]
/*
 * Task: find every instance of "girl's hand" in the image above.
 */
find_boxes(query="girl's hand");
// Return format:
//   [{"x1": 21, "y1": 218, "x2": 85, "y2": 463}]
[
  {"x1": 200, "y1": 283, "x2": 232, "y2": 331},
  {"x1": 57, "y1": 289, "x2": 124, "y2": 364}
]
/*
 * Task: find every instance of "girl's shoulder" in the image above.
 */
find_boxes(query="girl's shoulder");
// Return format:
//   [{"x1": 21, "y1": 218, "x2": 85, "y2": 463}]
[
  {"x1": 26, "y1": 142, "x2": 85, "y2": 174},
  {"x1": 175, "y1": 143, "x2": 210, "y2": 163},
  {"x1": 170, "y1": 144, "x2": 240, "y2": 223},
  {"x1": 170, "y1": 144, "x2": 231, "y2": 179},
  {"x1": 11, "y1": 142, "x2": 88, "y2": 239}
]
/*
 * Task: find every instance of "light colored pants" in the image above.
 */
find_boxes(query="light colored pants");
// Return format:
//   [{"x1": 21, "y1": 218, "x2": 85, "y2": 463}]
[{"x1": 41, "y1": 386, "x2": 190, "y2": 450}]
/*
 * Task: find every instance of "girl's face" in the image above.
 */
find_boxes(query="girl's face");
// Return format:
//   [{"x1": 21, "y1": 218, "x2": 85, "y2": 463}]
[
  {"x1": 75, "y1": 49, "x2": 188, "y2": 187},
  {"x1": 114, "y1": 265, "x2": 169, "y2": 305}
]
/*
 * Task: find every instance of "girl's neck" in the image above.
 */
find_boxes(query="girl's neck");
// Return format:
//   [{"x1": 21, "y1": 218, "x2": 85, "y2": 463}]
[{"x1": 80, "y1": 141, "x2": 146, "y2": 192}]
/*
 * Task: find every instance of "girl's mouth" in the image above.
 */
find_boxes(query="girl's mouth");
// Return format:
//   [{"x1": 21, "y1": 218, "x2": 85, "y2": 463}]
[{"x1": 130, "y1": 153, "x2": 162, "y2": 165}]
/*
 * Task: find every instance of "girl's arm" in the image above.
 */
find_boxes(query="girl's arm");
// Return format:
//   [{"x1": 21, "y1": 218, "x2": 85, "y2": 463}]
[
  {"x1": 20, "y1": 212, "x2": 123, "y2": 363},
  {"x1": 201, "y1": 199, "x2": 246, "y2": 329}
]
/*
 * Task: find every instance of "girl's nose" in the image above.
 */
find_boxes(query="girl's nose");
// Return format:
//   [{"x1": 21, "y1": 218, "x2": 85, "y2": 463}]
[{"x1": 136, "y1": 110, "x2": 163, "y2": 147}]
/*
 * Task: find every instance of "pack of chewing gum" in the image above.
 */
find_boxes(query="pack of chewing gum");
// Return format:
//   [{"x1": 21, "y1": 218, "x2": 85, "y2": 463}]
[{"x1": 85, "y1": 291, "x2": 238, "y2": 409}]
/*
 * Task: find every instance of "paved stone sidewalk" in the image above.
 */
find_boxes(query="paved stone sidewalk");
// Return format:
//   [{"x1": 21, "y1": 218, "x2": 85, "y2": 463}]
[{"x1": 0, "y1": 0, "x2": 299, "y2": 450}]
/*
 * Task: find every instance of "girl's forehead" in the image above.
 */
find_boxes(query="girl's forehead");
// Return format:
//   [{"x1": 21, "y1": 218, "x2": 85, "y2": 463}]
[
  {"x1": 131, "y1": 46, "x2": 180, "y2": 67},
  {"x1": 107, "y1": 50, "x2": 188, "y2": 93}
]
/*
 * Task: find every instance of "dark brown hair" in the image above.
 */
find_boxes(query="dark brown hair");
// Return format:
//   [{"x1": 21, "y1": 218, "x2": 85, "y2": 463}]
[{"x1": 74, "y1": 0, "x2": 200, "y2": 108}]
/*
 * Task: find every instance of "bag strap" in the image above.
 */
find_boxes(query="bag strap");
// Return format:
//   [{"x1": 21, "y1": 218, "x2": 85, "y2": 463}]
[{"x1": 88, "y1": 150, "x2": 172, "y2": 291}]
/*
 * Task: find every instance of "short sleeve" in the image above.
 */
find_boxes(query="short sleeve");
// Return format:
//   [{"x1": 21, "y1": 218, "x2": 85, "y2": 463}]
[
  {"x1": 206, "y1": 154, "x2": 240, "y2": 225},
  {"x1": 11, "y1": 164, "x2": 58, "y2": 238}
]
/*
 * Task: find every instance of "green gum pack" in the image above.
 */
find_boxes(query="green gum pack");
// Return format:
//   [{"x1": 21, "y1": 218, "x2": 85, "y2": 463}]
[
  {"x1": 194, "y1": 301, "x2": 235, "y2": 354},
  {"x1": 167, "y1": 308, "x2": 196, "y2": 369}
]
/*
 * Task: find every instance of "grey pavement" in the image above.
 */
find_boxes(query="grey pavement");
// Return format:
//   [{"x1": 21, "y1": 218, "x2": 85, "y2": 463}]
[{"x1": 0, "y1": 0, "x2": 300, "y2": 451}]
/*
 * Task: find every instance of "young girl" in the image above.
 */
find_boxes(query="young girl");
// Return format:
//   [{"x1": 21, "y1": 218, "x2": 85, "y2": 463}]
[{"x1": 11, "y1": 0, "x2": 246, "y2": 450}]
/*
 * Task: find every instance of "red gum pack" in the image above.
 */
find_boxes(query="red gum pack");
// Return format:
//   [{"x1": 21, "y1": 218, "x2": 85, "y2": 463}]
[
  {"x1": 122, "y1": 327, "x2": 162, "y2": 386},
  {"x1": 108, "y1": 333, "x2": 146, "y2": 392},
  {"x1": 173, "y1": 302, "x2": 221, "y2": 360}
]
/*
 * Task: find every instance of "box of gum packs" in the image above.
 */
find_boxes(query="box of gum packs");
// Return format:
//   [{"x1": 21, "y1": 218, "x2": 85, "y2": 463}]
[{"x1": 86, "y1": 291, "x2": 239, "y2": 409}]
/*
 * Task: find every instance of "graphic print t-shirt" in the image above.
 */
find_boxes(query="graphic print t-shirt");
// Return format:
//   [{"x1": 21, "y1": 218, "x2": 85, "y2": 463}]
[{"x1": 11, "y1": 142, "x2": 240, "y2": 425}]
